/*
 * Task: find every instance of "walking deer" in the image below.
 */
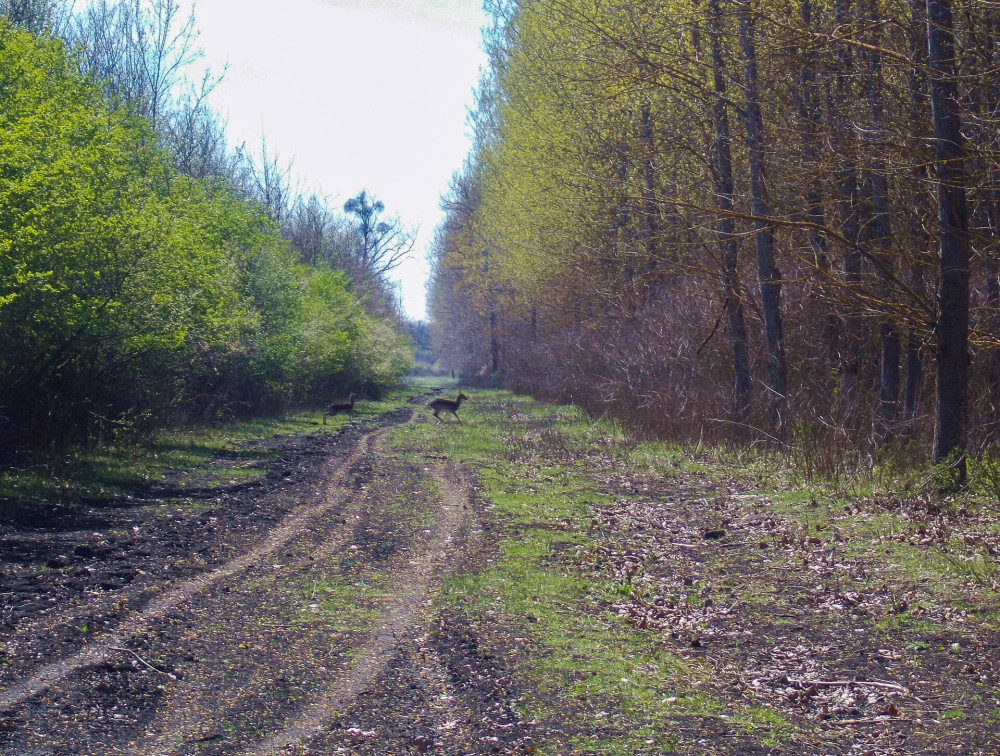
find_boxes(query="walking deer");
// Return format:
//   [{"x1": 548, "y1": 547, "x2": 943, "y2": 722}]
[
  {"x1": 323, "y1": 393, "x2": 356, "y2": 424},
  {"x1": 429, "y1": 392, "x2": 468, "y2": 423}
]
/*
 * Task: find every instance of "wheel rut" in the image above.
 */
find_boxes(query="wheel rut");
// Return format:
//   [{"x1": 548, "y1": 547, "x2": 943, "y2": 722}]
[
  {"x1": 0, "y1": 428, "x2": 379, "y2": 718},
  {"x1": 241, "y1": 461, "x2": 477, "y2": 756},
  {"x1": 0, "y1": 404, "x2": 532, "y2": 755}
]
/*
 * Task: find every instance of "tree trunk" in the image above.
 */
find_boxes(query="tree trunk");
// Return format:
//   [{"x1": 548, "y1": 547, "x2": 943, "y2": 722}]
[
  {"x1": 490, "y1": 308, "x2": 500, "y2": 380},
  {"x1": 903, "y1": 0, "x2": 929, "y2": 426},
  {"x1": 967, "y1": 6, "x2": 1000, "y2": 438},
  {"x1": 797, "y1": 0, "x2": 841, "y2": 379},
  {"x1": 926, "y1": 0, "x2": 971, "y2": 484},
  {"x1": 833, "y1": 0, "x2": 864, "y2": 419},
  {"x1": 739, "y1": 0, "x2": 787, "y2": 431},
  {"x1": 862, "y1": 0, "x2": 900, "y2": 427},
  {"x1": 904, "y1": 330, "x2": 922, "y2": 420},
  {"x1": 708, "y1": 0, "x2": 752, "y2": 416}
]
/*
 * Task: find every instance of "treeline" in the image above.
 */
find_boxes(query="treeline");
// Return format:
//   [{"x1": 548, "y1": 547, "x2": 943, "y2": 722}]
[
  {"x1": 0, "y1": 1, "x2": 412, "y2": 458},
  {"x1": 430, "y1": 0, "x2": 991, "y2": 480}
]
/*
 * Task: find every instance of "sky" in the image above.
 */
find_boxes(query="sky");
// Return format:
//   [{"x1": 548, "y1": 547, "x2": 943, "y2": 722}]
[{"x1": 191, "y1": 0, "x2": 489, "y2": 321}]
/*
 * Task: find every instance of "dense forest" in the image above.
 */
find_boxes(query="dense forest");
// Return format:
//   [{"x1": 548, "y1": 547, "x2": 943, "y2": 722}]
[
  {"x1": 0, "y1": 0, "x2": 414, "y2": 458},
  {"x1": 429, "y1": 0, "x2": 993, "y2": 483}
]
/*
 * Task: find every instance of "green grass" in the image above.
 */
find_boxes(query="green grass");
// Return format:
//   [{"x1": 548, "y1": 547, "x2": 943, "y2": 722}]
[
  {"x1": 392, "y1": 390, "x2": 795, "y2": 752},
  {"x1": 404, "y1": 374, "x2": 459, "y2": 389},
  {"x1": 0, "y1": 410, "x2": 333, "y2": 506},
  {"x1": 295, "y1": 575, "x2": 386, "y2": 633},
  {"x1": 395, "y1": 388, "x2": 1000, "y2": 750}
]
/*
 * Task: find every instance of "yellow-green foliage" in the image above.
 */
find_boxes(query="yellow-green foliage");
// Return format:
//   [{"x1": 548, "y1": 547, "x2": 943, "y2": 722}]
[{"x1": 0, "y1": 25, "x2": 410, "y2": 451}]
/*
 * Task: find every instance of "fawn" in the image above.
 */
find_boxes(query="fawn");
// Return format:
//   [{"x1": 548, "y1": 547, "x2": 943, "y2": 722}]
[
  {"x1": 323, "y1": 393, "x2": 356, "y2": 424},
  {"x1": 429, "y1": 392, "x2": 468, "y2": 423}
]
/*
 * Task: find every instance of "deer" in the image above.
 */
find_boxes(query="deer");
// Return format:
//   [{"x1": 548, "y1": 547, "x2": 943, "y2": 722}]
[
  {"x1": 429, "y1": 392, "x2": 468, "y2": 424},
  {"x1": 323, "y1": 392, "x2": 356, "y2": 424}
]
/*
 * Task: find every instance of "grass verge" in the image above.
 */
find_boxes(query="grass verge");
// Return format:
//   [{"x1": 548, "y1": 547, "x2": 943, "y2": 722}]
[{"x1": 392, "y1": 391, "x2": 794, "y2": 754}]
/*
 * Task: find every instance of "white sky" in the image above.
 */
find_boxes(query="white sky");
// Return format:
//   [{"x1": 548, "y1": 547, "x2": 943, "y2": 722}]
[{"x1": 192, "y1": 0, "x2": 488, "y2": 321}]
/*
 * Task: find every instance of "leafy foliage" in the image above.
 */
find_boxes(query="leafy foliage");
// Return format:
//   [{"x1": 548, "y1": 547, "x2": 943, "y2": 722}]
[
  {"x1": 0, "y1": 24, "x2": 411, "y2": 457},
  {"x1": 429, "y1": 0, "x2": 1000, "y2": 476}
]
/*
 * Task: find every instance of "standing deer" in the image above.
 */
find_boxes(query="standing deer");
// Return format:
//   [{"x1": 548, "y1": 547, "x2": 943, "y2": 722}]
[
  {"x1": 429, "y1": 392, "x2": 468, "y2": 423},
  {"x1": 323, "y1": 393, "x2": 356, "y2": 424}
]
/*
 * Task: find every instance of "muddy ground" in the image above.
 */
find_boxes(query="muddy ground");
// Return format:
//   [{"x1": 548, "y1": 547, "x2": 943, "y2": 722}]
[{"x1": 0, "y1": 402, "x2": 533, "y2": 755}]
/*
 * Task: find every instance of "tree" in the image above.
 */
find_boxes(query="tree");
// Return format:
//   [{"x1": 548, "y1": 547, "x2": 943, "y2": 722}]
[
  {"x1": 0, "y1": 0, "x2": 69, "y2": 33},
  {"x1": 342, "y1": 190, "x2": 414, "y2": 280},
  {"x1": 926, "y1": 0, "x2": 971, "y2": 484},
  {"x1": 738, "y1": 0, "x2": 786, "y2": 431},
  {"x1": 427, "y1": 0, "x2": 1000, "y2": 477},
  {"x1": 69, "y1": 0, "x2": 202, "y2": 130}
]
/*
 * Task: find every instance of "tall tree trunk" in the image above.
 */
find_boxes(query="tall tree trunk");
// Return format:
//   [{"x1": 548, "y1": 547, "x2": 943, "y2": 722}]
[
  {"x1": 640, "y1": 99, "x2": 660, "y2": 264},
  {"x1": 863, "y1": 0, "x2": 900, "y2": 427},
  {"x1": 926, "y1": 0, "x2": 971, "y2": 484},
  {"x1": 797, "y1": 0, "x2": 840, "y2": 379},
  {"x1": 903, "y1": 0, "x2": 929, "y2": 424},
  {"x1": 904, "y1": 329, "x2": 922, "y2": 420},
  {"x1": 988, "y1": 258, "x2": 1000, "y2": 423},
  {"x1": 708, "y1": 0, "x2": 752, "y2": 416},
  {"x1": 967, "y1": 6, "x2": 1000, "y2": 437},
  {"x1": 797, "y1": 0, "x2": 828, "y2": 273},
  {"x1": 739, "y1": 0, "x2": 787, "y2": 431},
  {"x1": 833, "y1": 0, "x2": 863, "y2": 418}
]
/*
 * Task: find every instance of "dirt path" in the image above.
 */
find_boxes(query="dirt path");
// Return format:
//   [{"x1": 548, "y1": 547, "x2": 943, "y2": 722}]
[
  {"x1": 0, "y1": 405, "x2": 530, "y2": 755},
  {"x1": 241, "y1": 463, "x2": 477, "y2": 756},
  {"x1": 0, "y1": 428, "x2": 379, "y2": 716}
]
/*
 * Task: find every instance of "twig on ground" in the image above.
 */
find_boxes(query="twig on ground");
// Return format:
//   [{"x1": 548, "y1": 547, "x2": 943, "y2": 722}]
[
  {"x1": 793, "y1": 679, "x2": 907, "y2": 694},
  {"x1": 828, "y1": 717, "x2": 902, "y2": 725},
  {"x1": 107, "y1": 645, "x2": 178, "y2": 680}
]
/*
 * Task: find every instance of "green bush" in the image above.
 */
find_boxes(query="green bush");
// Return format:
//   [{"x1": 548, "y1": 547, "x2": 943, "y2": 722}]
[{"x1": 0, "y1": 25, "x2": 412, "y2": 457}]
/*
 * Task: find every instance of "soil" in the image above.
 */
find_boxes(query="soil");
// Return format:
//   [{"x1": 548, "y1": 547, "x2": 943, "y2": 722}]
[
  {"x1": 4, "y1": 394, "x2": 1000, "y2": 755},
  {"x1": 0, "y1": 402, "x2": 533, "y2": 755}
]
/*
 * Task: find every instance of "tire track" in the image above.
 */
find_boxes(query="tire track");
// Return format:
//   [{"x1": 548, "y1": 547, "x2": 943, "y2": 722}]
[
  {"x1": 241, "y1": 461, "x2": 476, "y2": 756},
  {"x1": 131, "y1": 426, "x2": 403, "y2": 754},
  {"x1": 0, "y1": 420, "x2": 398, "y2": 715}
]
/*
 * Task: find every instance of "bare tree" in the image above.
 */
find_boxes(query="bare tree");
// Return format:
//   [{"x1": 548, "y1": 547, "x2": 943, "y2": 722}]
[
  {"x1": 1, "y1": 0, "x2": 70, "y2": 34},
  {"x1": 70, "y1": 0, "x2": 201, "y2": 130},
  {"x1": 342, "y1": 190, "x2": 415, "y2": 279},
  {"x1": 232, "y1": 135, "x2": 295, "y2": 224},
  {"x1": 162, "y1": 68, "x2": 232, "y2": 180},
  {"x1": 286, "y1": 194, "x2": 336, "y2": 267}
]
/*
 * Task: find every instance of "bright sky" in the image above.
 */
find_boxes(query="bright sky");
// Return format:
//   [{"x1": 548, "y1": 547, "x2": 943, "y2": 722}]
[{"x1": 192, "y1": 0, "x2": 488, "y2": 321}]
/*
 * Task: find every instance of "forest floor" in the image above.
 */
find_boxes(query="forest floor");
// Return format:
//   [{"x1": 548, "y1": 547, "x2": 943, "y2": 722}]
[{"x1": 1, "y1": 389, "x2": 1000, "y2": 754}]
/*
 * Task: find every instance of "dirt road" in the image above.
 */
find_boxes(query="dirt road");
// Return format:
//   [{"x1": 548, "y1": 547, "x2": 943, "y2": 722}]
[{"x1": 0, "y1": 405, "x2": 532, "y2": 755}]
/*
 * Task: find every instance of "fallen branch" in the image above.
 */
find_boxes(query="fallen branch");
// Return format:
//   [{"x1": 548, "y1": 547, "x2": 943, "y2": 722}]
[
  {"x1": 107, "y1": 645, "x2": 178, "y2": 680},
  {"x1": 828, "y1": 717, "x2": 902, "y2": 725},
  {"x1": 792, "y1": 679, "x2": 907, "y2": 694}
]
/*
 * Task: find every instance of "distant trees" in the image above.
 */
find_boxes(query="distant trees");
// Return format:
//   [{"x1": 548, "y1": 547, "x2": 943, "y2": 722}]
[
  {"x1": 429, "y1": 0, "x2": 1000, "y2": 480},
  {"x1": 0, "y1": 6, "x2": 412, "y2": 458},
  {"x1": 343, "y1": 190, "x2": 415, "y2": 280}
]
